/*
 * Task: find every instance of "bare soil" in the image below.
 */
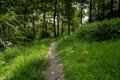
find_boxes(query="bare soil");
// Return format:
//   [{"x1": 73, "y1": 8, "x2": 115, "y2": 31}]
[{"x1": 45, "y1": 39, "x2": 64, "y2": 80}]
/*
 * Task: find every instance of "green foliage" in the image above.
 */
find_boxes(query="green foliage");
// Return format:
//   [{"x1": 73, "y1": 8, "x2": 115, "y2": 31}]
[
  {"x1": 70, "y1": 10, "x2": 80, "y2": 31},
  {"x1": 0, "y1": 12, "x2": 15, "y2": 22},
  {"x1": 40, "y1": 31, "x2": 50, "y2": 39},
  {"x1": 76, "y1": 18, "x2": 120, "y2": 41},
  {"x1": 0, "y1": 39, "x2": 50, "y2": 80},
  {"x1": 57, "y1": 35, "x2": 120, "y2": 80}
]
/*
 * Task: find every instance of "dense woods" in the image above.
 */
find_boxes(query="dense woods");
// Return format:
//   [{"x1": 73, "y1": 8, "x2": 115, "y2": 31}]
[
  {"x1": 0, "y1": 0, "x2": 120, "y2": 80},
  {"x1": 0, "y1": 0, "x2": 120, "y2": 48}
]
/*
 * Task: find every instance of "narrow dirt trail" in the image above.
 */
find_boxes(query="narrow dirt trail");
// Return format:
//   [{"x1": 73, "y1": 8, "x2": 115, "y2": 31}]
[{"x1": 45, "y1": 39, "x2": 64, "y2": 80}]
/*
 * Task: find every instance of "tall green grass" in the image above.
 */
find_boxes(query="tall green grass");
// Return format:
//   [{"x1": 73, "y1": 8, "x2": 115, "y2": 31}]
[
  {"x1": 0, "y1": 39, "x2": 50, "y2": 80},
  {"x1": 58, "y1": 19, "x2": 120, "y2": 80},
  {"x1": 4, "y1": 54, "x2": 47, "y2": 80},
  {"x1": 57, "y1": 34, "x2": 120, "y2": 80}
]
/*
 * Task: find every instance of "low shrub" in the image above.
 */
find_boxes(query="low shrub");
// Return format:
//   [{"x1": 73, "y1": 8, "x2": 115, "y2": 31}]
[{"x1": 76, "y1": 18, "x2": 120, "y2": 41}]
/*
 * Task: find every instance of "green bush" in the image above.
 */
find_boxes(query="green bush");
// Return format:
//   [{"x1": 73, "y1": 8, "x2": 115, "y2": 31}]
[
  {"x1": 0, "y1": 52, "x2": 4, "y2": 74},
  {"x1": 76, "y1": 18, "x2": 120, "y2": 41}
]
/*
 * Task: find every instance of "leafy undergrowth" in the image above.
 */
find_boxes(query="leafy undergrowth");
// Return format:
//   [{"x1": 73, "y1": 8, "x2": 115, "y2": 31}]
[
  {"x1": 57, "y1": 35, "x2": 120, "y2": 80},
  {"x1": 76, "y1": 18, "x2": 120, "y2": 41},
  {"x1": 0, "y1": 39, "x2": 50, "y2": 80}
]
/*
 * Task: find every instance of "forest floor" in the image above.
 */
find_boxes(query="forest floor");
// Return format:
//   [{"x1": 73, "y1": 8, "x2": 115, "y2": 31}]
[{"x1": 45, "y1": 39, "x2": 64, "y2": 80}]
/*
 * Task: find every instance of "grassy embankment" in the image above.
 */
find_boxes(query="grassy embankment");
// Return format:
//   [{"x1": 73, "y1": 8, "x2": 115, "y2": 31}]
[
  {"x1": 57, "y1": 18, "x2": 120, "y2": 80},
  {"x1": 0, "y1": 39, "x2": 50, "y2": 80}
]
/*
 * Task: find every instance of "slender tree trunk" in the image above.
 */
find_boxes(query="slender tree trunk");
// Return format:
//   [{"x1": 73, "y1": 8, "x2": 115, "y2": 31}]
[
  {"x1": 102, "y1": 0, "x2": 105, "y2": 20},
  {"x1": 118, "y1": 0, "x2": 120, "y2": 17},
  {"x1": 76, "y1": 0, "x2": 78, "y2": 6},
  {"x1": 98, "y1": 0, "x2": 100, "y2": 16},
  {"x1": 41, "y1": 4, "x2": 45, "y2": 33},
  {"x1": 89, "y1": 0, "x2": 92, "y2": 22},
  {"x1": 57, "y1": 13, "x2": 60, "y2": 37},
  {"x1": 43, "y1": 0, "x2": 47, "y2": 33},
  {"x1": 23, "y1": 6, "x2": 27, "y2": 38},
  {"x1": 68, "y1": 13, "x2": 70, "y2": 35},
  {"x1": 61, "y1": 20, "x2": 64, "y2": 36},
  {"x1": 53, "y1": 0, "x2": 57, "y2": 38},
  {"x1": 23, "y1": 15, "x2": 27, "y2": 37},
  {"x1": 80, "y1": 6, "x2": 83, "y2": 25},
  {"x1": 67, "y1": 4, "x2": 70, "y2": 35},
  {"x1": 32, "y1": 16, "x2": 35, "y2": 39},
  {"x1": 98, "y1": 0, "x2": 101, "y2": 20},
  {"x1": 2, "y1": 25, "x2": 8, "y2": 41},
  {"x1": 0, "y1": 26, "x2": 4, "y2": 41},
  {"x1": 110, "y1": 0, "x2": 113, "y2": 18},
  {"x1": 43, "y1": 9, "x2": 45, "y2": 33},
  {"x1": 0, "y1": 26, "x2": 4, "y2": 47}
]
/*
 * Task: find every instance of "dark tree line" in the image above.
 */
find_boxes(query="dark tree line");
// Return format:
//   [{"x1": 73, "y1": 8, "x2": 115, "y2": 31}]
[
  {"x1": 89, "y1": 0, "x2": 120, "y2": 22},
  {"x1": 0, "y1": 0, "x2": 120, "y2": 45}
]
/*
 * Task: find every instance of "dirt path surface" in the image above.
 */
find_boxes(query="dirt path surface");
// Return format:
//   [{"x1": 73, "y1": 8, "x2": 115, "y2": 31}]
[{"x1": 45, "y1": 39, "x2": 65, "y2": 80}]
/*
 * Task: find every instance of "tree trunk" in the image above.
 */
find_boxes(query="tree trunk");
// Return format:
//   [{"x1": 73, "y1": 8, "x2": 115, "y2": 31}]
[
  {"x1": 43, "y1": 0, "x2": 47, "y2": 33},
  {"x1": 89, "y1": 0, "x2": 92, "y2": 22},
  {"x1": 80, "y1": 6, "x2": 83, "y2": 25},
  {"x1": 67, "y1": 4, "x2": 70, "y2": 35},
  {"x1": 102, "y1": 0, "x2": 105, "y2": 20},
  {"x1": 41, "y1": 4, "x2": 45, "y2": 33},
  {"x1": 53, "y1": 0, "x2": 57, "y2": 38},
  {"x1": 0, "y1": 26, "x2": 4, "y2": 41},
  {"x1": 68, "y1": 14, "x2": 70, "y2": 35},
  {"x1": 110, "y1": 0, "x2": 113, "y2": 18},
  {"x1": 98, "y1": 0, "x2": 100, "y2": 19},
  {"x1": 32, "y1": 16, "x2": 35, "y2": 39},
  {"x1": 61, "y1": 20, "x2": 64, "y2": 36},
  {"x1": 23, "y1": 6, "x2": 27, "y2": 38},
  {"x1": 57, "y1": 13, "x2": 60, "y2": 37},
  {"x1": 118, "y1": 0, "x2": 120, "y2": 17}
]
